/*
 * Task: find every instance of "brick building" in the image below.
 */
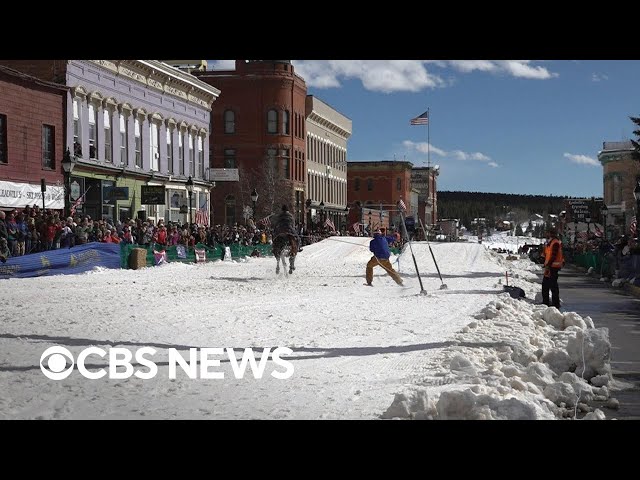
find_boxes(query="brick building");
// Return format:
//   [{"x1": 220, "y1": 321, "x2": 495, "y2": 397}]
[
  {"x1": 597, "y1": 140, "x2": 640, "y2": 237},
  {"x1": 194, "y1": 60, "x2": 307, "y2": 226},
  {"x1": 411, "y1": 166, "x2": 439, "y2": 227},
  {"x1": 0, "y1": 60, "x2": 219, "y2": 224},
  {"x1": 0, "y1": 65, "x2": 67, "y2": 212},
  {"x1": 346, "y1": 160, "x2": 414, "y2": 231}
]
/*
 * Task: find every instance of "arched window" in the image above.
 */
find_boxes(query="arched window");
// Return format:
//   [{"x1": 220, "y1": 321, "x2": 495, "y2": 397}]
[
  {"x1": 267, "y1": 109, "x2": 278, "y2": 134},
  {"x1": 224, "y1": 110, "x2": 235, "y2": 134},
  {"x1": 397, "y1": 177, "x2": 402, "y2": 191},
  {"x1": 354, "y1": 177, "x2": 360, "y2": 191},
  {"x1": 282, "y1": 110, "x2": 290, "y2": 135},
  {"x1": 367, "y1": 178, "x2": 374, "y2": 191}
]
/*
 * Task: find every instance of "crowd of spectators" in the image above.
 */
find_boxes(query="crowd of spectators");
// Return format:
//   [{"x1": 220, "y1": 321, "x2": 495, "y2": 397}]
[{"x1": 0, "y1": 204, "x2": 410, "y2": 263}]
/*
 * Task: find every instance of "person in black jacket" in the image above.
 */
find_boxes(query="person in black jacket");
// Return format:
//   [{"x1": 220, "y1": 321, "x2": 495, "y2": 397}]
[{"x1": 273, "y1": 205, "x2": 302, "y2": 252}]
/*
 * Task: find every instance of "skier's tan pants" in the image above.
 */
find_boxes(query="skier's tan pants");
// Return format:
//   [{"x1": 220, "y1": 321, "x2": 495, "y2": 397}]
[{"x1": 366, "y1": 256, "x2": 403, "y2": 285}]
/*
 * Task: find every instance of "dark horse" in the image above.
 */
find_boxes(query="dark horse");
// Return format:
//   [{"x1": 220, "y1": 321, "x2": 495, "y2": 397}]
[{"x1": 272, "y1": 233, "x2": 298, "y2": 275}]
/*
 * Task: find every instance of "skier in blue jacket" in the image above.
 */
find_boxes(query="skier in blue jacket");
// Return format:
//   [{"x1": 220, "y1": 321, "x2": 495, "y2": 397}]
[{"x1": 366, "y1": 229, "x2": 403, "y2": 286}]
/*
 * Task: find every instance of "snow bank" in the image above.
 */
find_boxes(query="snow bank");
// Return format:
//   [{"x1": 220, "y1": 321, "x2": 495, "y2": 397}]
[{"x1": 383, "y1": 295, "x2": 612, "y2": 420}]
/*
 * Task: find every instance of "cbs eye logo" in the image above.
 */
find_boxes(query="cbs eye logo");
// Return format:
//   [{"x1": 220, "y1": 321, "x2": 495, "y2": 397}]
[{"x1": 40, "y1": 346, "x2": 75, "y2": 380}]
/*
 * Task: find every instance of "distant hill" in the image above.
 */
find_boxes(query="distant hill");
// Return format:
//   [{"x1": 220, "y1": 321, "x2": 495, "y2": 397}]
[{"x1": 438, "y1": 191, "x2": 566, "y2": 231}]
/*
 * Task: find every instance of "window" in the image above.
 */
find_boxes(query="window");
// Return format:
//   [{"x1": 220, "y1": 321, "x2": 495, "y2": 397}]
[
  {"x1": 178, "y1": 131, "x2": 184, "y2": 175},
  {"x1": 224, "y1": 148, "x2": 236, "y2": 168},
  {"x1": 134, "y1": 118, "x2": 141, "y2": 167},
  {"x1": 198, "y1": 136, "x2": 204, "y2": 178},
  {"x1": 367, "y1": 178, "x2": 373, "y2": 191},
  {"x1": 613, "y1": 175, "x2": 621, "y2": 204},
  {"x1": 167, "y1": 127, "x2": 173, "y2": 174},
  {"x1": 354, "y1": 177, "x2": 360, "y2": 191},
  {"x1": 150, "y1": 122, "x2": 159, "y2": 171},
  {"x1": 267, "y1": 148, "x2": 276, "y2": 172},
  {"x1": 283, "y1": 110, "x2": 290, "y2": 135},
  {"x1": 104, "y1": 110, "x2": 112, "y2": 162},
  {"x1": 267, "y1": 109, "x2": 278, "y2": 134},
  {"x1": 282, "y1": 148, "x2": 290, "y2": 180},
  {"x1": 0, "y1": 114, "x2": 6, "y2": 164},
  {"x1": 119, "y1": 113, "x2": 128, "y2": 166},
  {"x1": 397, "y1": 177, "x2": 402, "y2": 191},
  {"x1": 42, "y1": 125, "x2": 55, "y2": 169},
  {"x1": 73, "y1": 100, "x2": 82, "y2": 157},
  {"x1": 224, "y1": 110, "x2": 235, "y2": 134},
  {"x1": 189, "y1": 133, "x2": 195, "y2": 176},
  {"x1": 88, "y1": 104, "x2": 98, "y2": 158}
]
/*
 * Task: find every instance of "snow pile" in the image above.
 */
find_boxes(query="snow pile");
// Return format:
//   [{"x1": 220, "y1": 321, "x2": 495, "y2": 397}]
[{"x1": 383, "y1": 295, "x2": 611, "y2": 420}]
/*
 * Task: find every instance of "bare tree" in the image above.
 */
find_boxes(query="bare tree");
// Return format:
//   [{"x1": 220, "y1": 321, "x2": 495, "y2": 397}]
[{"x1": 252, "y1": 158, "x2": 292, "y2": 219}]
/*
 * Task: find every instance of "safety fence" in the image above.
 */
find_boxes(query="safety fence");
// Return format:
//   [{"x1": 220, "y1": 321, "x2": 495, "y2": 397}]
[
  {"x1": 570, "y1": 250, "x2": 640, "y2": 281},
  {"x1": 119, "y1": 243, "x2": 277, "y2": 269}
]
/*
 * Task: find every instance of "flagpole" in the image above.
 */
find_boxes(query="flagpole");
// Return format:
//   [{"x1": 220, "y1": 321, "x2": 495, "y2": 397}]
[{"x1": 427, "y1": 107, "x2": 430, "y2": 169}]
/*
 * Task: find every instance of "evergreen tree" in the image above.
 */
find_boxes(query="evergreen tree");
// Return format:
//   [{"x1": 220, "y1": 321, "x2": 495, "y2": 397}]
[
  {"x1": 515, "y1": 224, "x2": 524, "y2": 236},
  {"x1": 631, "y1": 116, "x2": 640, "y2": 161}
]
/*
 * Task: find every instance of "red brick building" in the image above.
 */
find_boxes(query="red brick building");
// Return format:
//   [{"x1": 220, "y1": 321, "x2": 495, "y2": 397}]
[
  {"x1": 194, "y1": 60, "x2": 307, "y2": 226},
  {"x1": 346, "y1": 161, "x2": 414, "y2": 231},
  {"x1": 0, "y1": 65, "x2": 68, "y2": 212},
  {"x1": 597, "y1": 140, "x2": 640, "y2": 238}
]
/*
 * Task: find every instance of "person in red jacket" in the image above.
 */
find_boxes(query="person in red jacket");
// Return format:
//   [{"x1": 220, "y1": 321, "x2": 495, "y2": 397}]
[{"x1": 542, "y1": 227, "x2": 564, "y2": 309}]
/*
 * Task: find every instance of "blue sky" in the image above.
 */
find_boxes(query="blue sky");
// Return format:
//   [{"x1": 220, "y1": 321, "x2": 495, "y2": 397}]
[{"x1": 208, "y1": 60, "x2": 640, "y2": 197}]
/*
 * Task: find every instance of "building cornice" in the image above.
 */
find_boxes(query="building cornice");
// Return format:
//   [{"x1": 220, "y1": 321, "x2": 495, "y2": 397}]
[
  {"x1": 88, "y1": 60, "x2": 221, "y2": 111},
  {"x1": 598, "y1": 151, "x2": 635, "y2": 165},
  {"x1": 307, "y1": 111, "x2": 352, "y2": 139}
]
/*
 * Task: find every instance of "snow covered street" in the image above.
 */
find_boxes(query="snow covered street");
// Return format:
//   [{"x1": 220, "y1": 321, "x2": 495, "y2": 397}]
[{"x1": 0, "y1": 235, "x2": 613, "y2": 419}]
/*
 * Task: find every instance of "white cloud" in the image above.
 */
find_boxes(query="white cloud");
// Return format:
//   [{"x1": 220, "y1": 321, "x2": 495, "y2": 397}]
[
  {"x1": 591, "y1": 73, "x2": 609, "y2": 82},
  {"x1": 208, "y1": 60, "x2": 236, "y2": 70},
  {"x1": 404, "y1": 141, "x2": 497, "y2": 167},
  {"x1": 402, "y1": 140, "x2": 447, "y2": 157},
  {"x1": 447, "y1": 60, "x2": 498, "y2": 73},
  {"x1": 563, "y1": 153, "x2": 600, "y2": 167},
  {"x1": 206, "y1": 60, "x2": 558, "y2": 93},
  {"x1": 448, "y1": 60, "x2": 557, "y2": 79},
  {"x1": 293, "y1": 60, "x2": 444, "y2": 93}
]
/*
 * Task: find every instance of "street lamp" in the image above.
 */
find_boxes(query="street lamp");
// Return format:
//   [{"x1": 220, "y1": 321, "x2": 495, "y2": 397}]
[
  {"x1": 251, "y1": 188, "x2": 258, "y2": 218},
  {"x1": 319, "y1": 200, "x2": 325, "y2": 227},
  {"x1": 185, "y1": 176, "x2": 194, "y2": 226},
  {"x1": 601, "y1": 204, "x2": 608, "y2": 240},
  {"x1": 344, "y1": 204, "x2": 350, "y2": 232},
  {"x1": 585, "y1": 215, "x2": 591, "y2": 235},
  {"x1": 61, "y1": 147, "x2": 75, "y2": 217}
]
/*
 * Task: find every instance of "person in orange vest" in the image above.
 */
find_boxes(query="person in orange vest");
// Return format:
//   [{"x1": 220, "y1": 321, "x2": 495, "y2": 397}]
[{"x1": 542, "y1": 227, "x2": 564, "y2": 309}]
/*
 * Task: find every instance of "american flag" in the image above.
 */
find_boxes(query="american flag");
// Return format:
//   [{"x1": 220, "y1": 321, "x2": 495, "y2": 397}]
[
  {"x1": 324, "y1": 218, "x2": 336, "y2": 232},
  {"x1": 352, "y1": 222, "x2": 360, "y2": 234},
  {"x1": 410, "y1": 110, "x2": 429, "y2": 125},
  {"x1": 195, "y1": 206, "x2": 209, "y2": 226},
  {"x1": 70, "y1": 190, "x2": 88, "y2": 216},
  {"x1": 631, "y1": 215, "x2": 637, "y2": 236},
  {"x1": 258, "y1": 215, "x2": 272, "y2": 229},
  {"x1": 397, "y1": 199, "x2": 406, "y2": 211}
]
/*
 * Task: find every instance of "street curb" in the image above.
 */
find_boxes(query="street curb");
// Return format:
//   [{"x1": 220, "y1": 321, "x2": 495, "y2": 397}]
[{"x1": 624, "y1": 283, "x2": 640, "y2": 299}]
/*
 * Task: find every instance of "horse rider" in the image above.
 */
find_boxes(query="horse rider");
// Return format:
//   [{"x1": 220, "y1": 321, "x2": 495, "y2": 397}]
[{"x1": 273, "y1": 205, "x2": 302, "y2": 252}]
